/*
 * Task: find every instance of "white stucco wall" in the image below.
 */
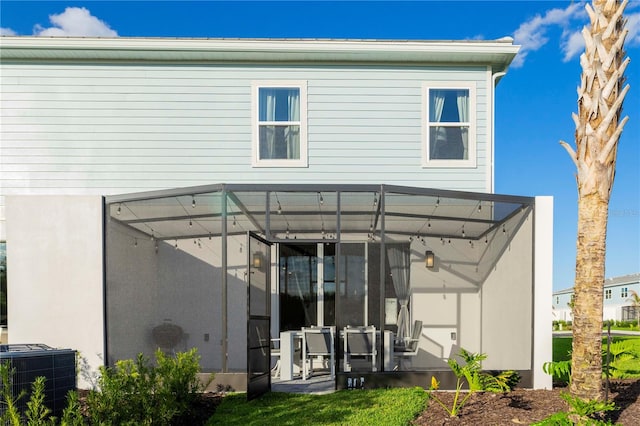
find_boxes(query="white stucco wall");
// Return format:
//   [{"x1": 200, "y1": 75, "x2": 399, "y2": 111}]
[
  {"x1": 533, "y1": 196, "x2": 553, "y2": 389},
  {"x1": 6, "y1": 195, "x2": 104, "y2": 388},
  {"x1": 481, "y1": 212, "x2": 533, "y2": 370}
]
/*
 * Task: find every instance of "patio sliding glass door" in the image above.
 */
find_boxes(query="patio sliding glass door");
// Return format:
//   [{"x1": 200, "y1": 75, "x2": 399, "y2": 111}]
[{"x1": 279, "y1": 243, "x2": 337, "y2": 330}]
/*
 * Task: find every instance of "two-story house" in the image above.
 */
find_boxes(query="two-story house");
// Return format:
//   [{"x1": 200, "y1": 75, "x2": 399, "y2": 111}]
[
  {"x1": 553, "y1": 273, "x2": 640, "y2": 323},
  {"x1": 0, "y1": 37, "x2": 553, "y2": 394}
]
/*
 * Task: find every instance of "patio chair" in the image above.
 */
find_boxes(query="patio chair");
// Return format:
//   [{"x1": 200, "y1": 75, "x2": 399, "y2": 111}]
[
  {"x1": 271, "y1": 337, "x2": 281, "y2": 378},
  {"x1": 301, "y1": 326, "x2": 335, "y2": 380},
  {"x1": 343, "y1": 325, "x2": 377, "y2": 372},
  {"x1": 393, "y1": 320, "x2": 422, "y2": 370}
]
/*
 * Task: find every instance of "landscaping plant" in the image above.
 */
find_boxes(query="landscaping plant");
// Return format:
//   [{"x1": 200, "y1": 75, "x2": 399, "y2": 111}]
[
  {"x1": 544, "y1": 359, "x2": 573, "y2": 385},
  {"x1": 0, "y1": 361, "x2": 25, "y2": 425},
  {"x1": 604, "y1": 340, "x2": 640, "y2": 379},
  {"x1": 427, "y1": 348, "x2": 519, "y2": 417},
  {"x1": 59, "y1": 391, "x2": 84, "y2": 426},
  {"x1": 86, "y1": 348, "x2": 206, "y2": 425},
  {"x1": 532, "y1": 392, "x2": 617, "y2": 426},
  {"x1": 545, "y1": 338, "x2": 640, "y2": 384},
  {"x1": 1, "y1": 349, "x2": 208, "y2": 425},
  {"x1": 24, "y1": 376, "x2": 53, "y2": 426}
]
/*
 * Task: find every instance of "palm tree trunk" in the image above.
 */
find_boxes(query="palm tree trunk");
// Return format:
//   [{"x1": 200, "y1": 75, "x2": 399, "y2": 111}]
[
  {"x1": 561, "y1": 0, "x2": 630, "y2": 401},
  {"x1": 570, "y1": 193, "x2": 608, "y2": 399}
]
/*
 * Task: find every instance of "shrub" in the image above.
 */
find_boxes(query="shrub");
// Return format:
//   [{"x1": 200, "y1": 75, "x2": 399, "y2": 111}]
[
  {"x1": 60, "y1": 391, "x2": 84, "y2": 426},
  {"x1": 86, "y1": 348, "x2": 207, "y2": 425},
  {"x1": 24, "y1": 376, "x2": 53, "y2": 425},
  {"x1": 0, "y1": 361, "x2": 24, "y2": 425},
  {"x1": 155, "y1": 349, "x2": 204, "y2": 421}
]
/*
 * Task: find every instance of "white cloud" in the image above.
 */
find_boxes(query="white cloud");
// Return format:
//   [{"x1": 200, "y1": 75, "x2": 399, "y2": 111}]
[
  {"x1": 33, "y1": 7, "x2": 117, "y2": 37},
  {"x1": 512, "y1": 2, "x2": 640, "y2": 68},
  {"x1": 0, "y1": 27, "x2": 17, "y2": 36},
  {"x1": 562, "y1": 29, "x2": 585, "y2": 62},
  {"x1": 512, "y1": 2, "x2": 585, "y2": 68},
  {"x1": 627, "y1": 13, "x2": 640, "y2": 46}
]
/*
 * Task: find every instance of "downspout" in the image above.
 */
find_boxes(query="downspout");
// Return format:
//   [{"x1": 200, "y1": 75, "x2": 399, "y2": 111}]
[{"x1": 490, "y1": 71, "x2": 507, "y2": 193}]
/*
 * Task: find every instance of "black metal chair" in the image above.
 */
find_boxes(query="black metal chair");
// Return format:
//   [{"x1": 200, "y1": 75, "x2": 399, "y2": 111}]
[
  {"x1": 343, "y1": 325, "x2": 377, "y2": 372},
  {"x1": 301, "y1": 326, "x2": 335, "y2": 380}
]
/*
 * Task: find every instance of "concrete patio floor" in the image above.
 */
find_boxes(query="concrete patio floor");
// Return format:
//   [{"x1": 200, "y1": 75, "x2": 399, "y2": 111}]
[{"x1": 272, "y1": 373, "x2": 335, "y2": 394}]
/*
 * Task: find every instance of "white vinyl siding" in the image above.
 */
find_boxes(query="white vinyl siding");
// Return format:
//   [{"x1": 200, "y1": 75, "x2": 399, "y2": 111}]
[{"x1": 0, "y1": 64, "x2": 491, "y2": 239}]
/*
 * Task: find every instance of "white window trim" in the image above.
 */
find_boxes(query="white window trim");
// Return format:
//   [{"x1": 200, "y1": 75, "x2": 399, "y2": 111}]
[
  {"x1": 421, "y1": 81, "x2": 477, "y2": 168},
  {"x1": 251, "y1": 80, "x2": 308, "y2": 168}
]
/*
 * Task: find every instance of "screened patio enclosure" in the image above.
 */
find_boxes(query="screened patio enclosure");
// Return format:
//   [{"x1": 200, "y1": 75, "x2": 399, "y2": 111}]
[{"x1": 104, "y1": 183, "x2": 536, "y2": 390}]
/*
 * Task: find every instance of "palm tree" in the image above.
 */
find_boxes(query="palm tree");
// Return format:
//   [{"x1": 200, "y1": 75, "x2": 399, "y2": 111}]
[
  {"x1": 627, "y1": 290, "x2": 640, "y2": 330},
  {"x1": 560, "y1": 0, "x2": 630, "y2": 401}
]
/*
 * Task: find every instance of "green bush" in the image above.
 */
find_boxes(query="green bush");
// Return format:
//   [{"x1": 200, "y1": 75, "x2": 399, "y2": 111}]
[
  {"x1": 155, "y1": 349, "x2": 204, "y2": 421},
  {"x1": 616, "y1": 320, "x2": 638, "y2": 329},
  {"x1": 86, "y1": 348, "x2": 206, "y2": 425},
  {"x1": 60, "y1": 391, "x2": 84, "y2": 426},
  {"x1": 24, "y1": 376, "x2": 53, "y2": 425},
  {"x1": 0, "y1": 362, "x2": 25, "y2": 425},
  {"x1": 2, "y1": 349, "x2": 207, "y2": 425}
]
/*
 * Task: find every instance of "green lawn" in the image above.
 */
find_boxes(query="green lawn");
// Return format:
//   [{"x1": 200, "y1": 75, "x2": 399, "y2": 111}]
[{"x1": 207, "y1": 387, "x2": 427, "y2": 426}]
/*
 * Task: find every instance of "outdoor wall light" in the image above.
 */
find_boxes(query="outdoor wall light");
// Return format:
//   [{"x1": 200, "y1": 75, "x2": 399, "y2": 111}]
[
  {"x1": 425, "y1": 250, "x2": 435, "y2": 269},
  {"x1": 253, "y1": 252, "x2": 264, "y2": 270}
]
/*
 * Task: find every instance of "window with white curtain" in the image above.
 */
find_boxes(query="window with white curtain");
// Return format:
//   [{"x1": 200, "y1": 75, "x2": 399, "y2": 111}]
[
  {"x1": 252, "y1": 81, "x2": 308, "y2": 167},
  {"x1": 422, "y1": 82, "x2": 476, "y2": 168}
]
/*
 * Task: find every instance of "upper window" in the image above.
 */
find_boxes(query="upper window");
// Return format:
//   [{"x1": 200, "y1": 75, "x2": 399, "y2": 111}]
[
  {"x1": 252, "y1": 81, "x2": 308, "y2": 167},
  {"x1": 605, "y1": 289, "x2": 612, "y2": 300},
  {"x1": 422, "y1": 82, "x2": 476, "y2": 168},
  {"x1": 621, "y1": 287, "x2": 628, "y2": 298}
]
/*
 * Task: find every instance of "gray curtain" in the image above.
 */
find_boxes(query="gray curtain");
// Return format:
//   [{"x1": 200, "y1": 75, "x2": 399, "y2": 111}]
[{"x1": 387, "y1": 244, "x2": 411, "y2": 344}]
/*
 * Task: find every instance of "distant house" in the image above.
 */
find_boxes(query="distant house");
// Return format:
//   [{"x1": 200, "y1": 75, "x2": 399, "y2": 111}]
[
  {"x1": 0, "y1": 36, "x2": 554, "y2": 394},
  {"x1": 553, "y1": 273, "x2": 640, "y2": 322}
]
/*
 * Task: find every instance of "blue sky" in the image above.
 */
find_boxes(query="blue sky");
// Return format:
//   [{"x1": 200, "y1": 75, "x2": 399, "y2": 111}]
[{"x1": 1, "y1": 1, "x2": 639, "y2": 291}]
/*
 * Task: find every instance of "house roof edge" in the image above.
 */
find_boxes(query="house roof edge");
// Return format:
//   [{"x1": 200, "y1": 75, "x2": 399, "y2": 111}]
[{"x1": 0, "y1": 36, "x2": 520, "y2": 72}]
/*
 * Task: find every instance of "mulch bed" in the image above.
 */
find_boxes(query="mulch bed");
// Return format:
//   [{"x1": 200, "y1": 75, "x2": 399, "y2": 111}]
[{"x1": 412, "y1": 380, "x2": 640, "y2": 425}]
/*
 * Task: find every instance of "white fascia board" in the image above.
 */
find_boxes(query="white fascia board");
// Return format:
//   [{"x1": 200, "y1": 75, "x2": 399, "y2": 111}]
[{"x1": 0, "y1": 37, "x2": 520, "y2": 71}]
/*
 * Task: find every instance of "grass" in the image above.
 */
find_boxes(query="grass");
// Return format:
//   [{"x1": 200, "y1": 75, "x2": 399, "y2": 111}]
[
  {"x1": 207, "y1": 387, "x2": 427, "y2": 425},
  {"x1": 554, "y1": 337, "x2": 573, "y2": 362}
]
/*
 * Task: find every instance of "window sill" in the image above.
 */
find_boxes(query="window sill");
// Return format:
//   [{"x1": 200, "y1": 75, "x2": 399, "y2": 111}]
[
  {"x1": 421, "y1": 159, "x2": 477, "y2": 168},
  {"x1": 252, "y1": 160, "x2": 309, "y2": 168}
]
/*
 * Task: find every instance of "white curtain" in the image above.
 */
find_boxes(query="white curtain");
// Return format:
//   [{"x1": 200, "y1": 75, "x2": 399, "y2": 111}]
[
  {"x1": 387, "y1": 244, "x2": 411, "y2": 344},
  {"x1": 259, "y1": 88, "x2": 300, "y2": 160},
  {"x1": 430, "y1": 90, "x2": 447, "y2": 159},
  {"x1": 456, "y1": 90, "x2": 469, "y2": 158},
  {"x1": 260, "y1": 89, "x2": 277, "y2": 158},
  {"x1": 287, "y1": 90, "x2": 300, "y2": 159}
]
